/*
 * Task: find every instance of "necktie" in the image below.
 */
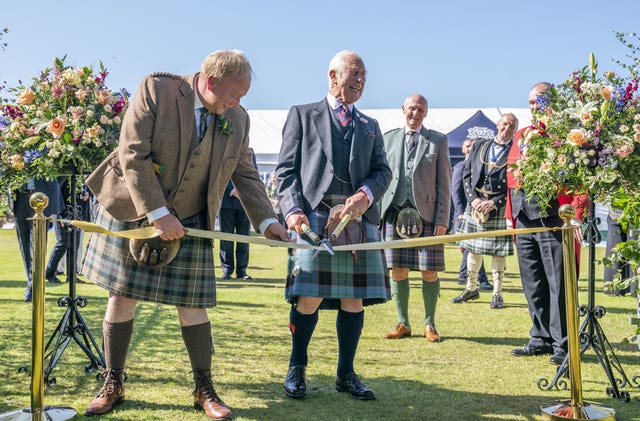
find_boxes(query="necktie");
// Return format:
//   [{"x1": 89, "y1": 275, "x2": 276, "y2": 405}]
[
  {"x1": 406, "y1": 130, "x2": 416, "y2": 152},
  {"x1": 198, "y1": 107, "x2": 210, "y2": 142},
  {"x1": 334, "y1": 104, "x2": 352, "y2": 127}
]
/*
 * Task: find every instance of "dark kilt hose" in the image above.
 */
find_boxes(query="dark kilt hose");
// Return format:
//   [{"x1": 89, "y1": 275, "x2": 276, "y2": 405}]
[
  {"x1": 81, "y1": 205, "x2": 216, "y2": 308},
  {"x1": 457, "y1": 204, "x2": 513, "y2": 257},
  {"x1": 381, "y1": 208, "x2": 445, "y2": 272},
  {"x1": 285, "y1": 199, "x2": 390, "y2": 310}
]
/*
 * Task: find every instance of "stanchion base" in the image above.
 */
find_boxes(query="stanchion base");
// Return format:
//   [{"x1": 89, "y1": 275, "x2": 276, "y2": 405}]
[
  {"x1": 0, "y1": 406, "x2": 76, "y2": 420},
  {"x1": 541, "y1": 400, "x2": 615, "y2": 420}
]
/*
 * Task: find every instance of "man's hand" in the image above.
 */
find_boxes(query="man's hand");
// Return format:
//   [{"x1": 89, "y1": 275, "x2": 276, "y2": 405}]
[
  {"x1": 286, "y1": 212, "x2": 310, "y2": 234},
  {"x1": 153, "y1": 214, "x2": 188, "y2": 241},
  {"x1": 433, "y1": 224, "x2": 447, "y2": 236},
  {"x1": 264, "y1": 222, "x2": 289, "y2": 241},
  {"x1": 341, "y1": 191, "x2": 369, "y2": 219}
]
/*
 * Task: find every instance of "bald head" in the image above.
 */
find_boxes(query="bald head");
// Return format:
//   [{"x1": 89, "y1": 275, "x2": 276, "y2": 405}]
[{"x1": 402, "y1": 94, "x2": 428, "y2": 130}]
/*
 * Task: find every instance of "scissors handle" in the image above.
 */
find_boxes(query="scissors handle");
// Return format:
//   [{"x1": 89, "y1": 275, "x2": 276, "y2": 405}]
[
  {"x1": 329, "y1": 214, "x2": 352, "y2": 241},
  {"x1": 301, "y1": 223, "x2": 321, "y2": 244}
]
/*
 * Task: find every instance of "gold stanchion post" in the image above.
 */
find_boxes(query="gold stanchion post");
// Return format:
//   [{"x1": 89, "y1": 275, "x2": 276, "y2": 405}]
[
  {"x1": 540, "y1": 204, "x2": 615, "y2": 420},
  {"x1": 0, "y1": 193, "x2": 76, "y2": 421}
]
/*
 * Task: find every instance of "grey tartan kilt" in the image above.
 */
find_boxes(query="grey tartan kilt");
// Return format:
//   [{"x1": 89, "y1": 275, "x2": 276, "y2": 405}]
[
  {"x1": 285, "y1": 207, "x2": 390, "y2": 310},
  {"x1": 381, "y1": 216, "x2": 445, "y2": 272},
  {"x1": 458, "y1": 204, "x2": 514, "y2": 256},
  {"x1": 81, "y1": 205, "x2": 217, "y2": 308}
]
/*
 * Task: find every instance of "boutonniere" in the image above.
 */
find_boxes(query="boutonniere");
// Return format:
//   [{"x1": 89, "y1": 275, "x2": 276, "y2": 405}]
[
  {"x1": 217, "y1": 116, "x2": 233, "y2": 136},
  {"x1": 151, "y1": 159, "x2": 164, "y2": 175},
  {"x1": 359, "y1": 117, "x2": 368, "y2": 124}
]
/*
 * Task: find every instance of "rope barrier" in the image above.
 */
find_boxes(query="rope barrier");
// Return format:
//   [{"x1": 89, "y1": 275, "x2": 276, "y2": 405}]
[{"x1": 57, "y1": 218, "x2": 565, "y2": 251}]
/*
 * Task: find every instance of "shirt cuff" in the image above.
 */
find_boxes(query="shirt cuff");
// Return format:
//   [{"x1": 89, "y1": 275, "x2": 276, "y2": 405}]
[
  {"x1": 358, "y1": 186, "x2": 373, "y2": 207},
  {"x1": 147, "y1": 206, "x2": 170, "y2": 223},
  {"x1": 286, "y1": 207, "x2": 303, "y2": 220},
  {"x1": 259, "y1": 217, "x2": 279, "y2": 234}
]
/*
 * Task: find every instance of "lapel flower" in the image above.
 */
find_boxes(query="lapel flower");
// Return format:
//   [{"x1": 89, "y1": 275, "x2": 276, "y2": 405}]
[{"x1": 217, "y1": 116, "x2": 233, "y2": 136}]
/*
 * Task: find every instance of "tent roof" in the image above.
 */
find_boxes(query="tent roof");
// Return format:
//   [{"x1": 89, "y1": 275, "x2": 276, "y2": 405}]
[{"x1": 247, "y1": 107, "x2": 531, "y2": 154}]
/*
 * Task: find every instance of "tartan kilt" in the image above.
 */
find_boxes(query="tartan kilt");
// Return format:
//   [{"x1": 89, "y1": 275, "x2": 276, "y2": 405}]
[
  {"x1": 81, "y1": 205, "x2": 217, "y2": 308},
  {"x1": 458, "y1": 205, "x2": 514, "y2": 256},
  {"x1": 285, "y1": 208, "x2": 390, "y2": 310},
  {"x1": 381, "y1": 216, "x2": 445, "y2": 272}
]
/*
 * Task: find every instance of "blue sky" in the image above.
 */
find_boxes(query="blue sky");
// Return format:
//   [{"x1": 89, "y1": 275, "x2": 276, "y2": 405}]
[{"x1": 1, "y1": 0, "x2": 638, "y2": 110}]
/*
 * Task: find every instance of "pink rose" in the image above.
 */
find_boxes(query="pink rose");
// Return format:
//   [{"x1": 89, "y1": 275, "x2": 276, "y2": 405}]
[{"x1": 95, "y1": 89, "x2": 111, "y2": 105}]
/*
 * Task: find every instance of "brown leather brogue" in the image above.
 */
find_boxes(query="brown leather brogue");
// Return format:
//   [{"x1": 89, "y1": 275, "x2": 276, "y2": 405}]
[
  {"x1": 85, "y1": 368, "x2": 125, "y2": 416},
  {"x1": 384, "y1": 322, "x2": 411, "y2": 339},
  {"x1": 425, "y1": 323, "x2": 441, "y2": 342},
  {"x1": 193, "y1": 369, "x2": 232, "y2": 421}
]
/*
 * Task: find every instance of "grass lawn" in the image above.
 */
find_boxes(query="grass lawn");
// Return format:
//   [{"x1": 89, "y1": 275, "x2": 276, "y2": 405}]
[{"x1": 0, "y1": 228, "x2": 639, "y2": 420}]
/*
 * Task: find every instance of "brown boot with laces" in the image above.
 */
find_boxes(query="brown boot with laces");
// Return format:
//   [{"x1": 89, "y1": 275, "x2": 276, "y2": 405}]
[
  {"x1": 193, "y1": 369, "x2": 232, "y2": 421},
  {"x1": 85, "y1": 368, "x2": 125, "y2": 416}
]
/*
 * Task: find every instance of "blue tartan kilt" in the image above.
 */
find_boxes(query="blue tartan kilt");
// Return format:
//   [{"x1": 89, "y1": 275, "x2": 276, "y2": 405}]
[
  {"x1": 458, "y1": 205, "x2": 514, "y2": 256},
  {"x1": 381, "y1": 217, "x2": 445, "y2": 272},
  {"x1": 285, "y1": 208, "x2": 390, "y2": 310},
  {"x1": 81, "y1": 205, "x2": 217, "y2": 308}
]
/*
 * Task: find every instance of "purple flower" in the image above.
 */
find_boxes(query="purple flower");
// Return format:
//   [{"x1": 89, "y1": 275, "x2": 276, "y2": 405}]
[
  {"x1": 23, "y1": 149, "x2": 43, "y2": 163},
  {"x1": 0, "y1": 115, "x2": 10, "y2": 130}
]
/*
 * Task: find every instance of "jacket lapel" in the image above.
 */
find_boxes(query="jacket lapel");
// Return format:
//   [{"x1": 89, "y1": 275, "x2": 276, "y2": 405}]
[
  {"x1": 414, "y1": 127, "x2": 429, "y2": 164},
  {"x1": 350, "y1": 107, "x2": 364, "y2": 164},
  {"x1": 177, "y1": 75, "x2": 196, "y2": 179},
  {"x1": 312, "y1": 99, "x2": 333, "y2": 166}
]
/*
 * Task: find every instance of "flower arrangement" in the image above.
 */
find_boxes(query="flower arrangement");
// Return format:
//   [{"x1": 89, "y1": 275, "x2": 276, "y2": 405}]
[
  {"x1": 515, "y1": 53, "x2": 640, "y2": 212},
  {"x1": 0, "y1": 56, "x2": 129, "y2": 191}
]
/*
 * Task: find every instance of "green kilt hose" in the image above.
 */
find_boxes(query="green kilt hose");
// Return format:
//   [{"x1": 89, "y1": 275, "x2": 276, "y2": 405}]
[
  {"x1": 458, "y1": 204, "x2": 514, "y2": 256},
  {"x1": 285, "y1": 208, "x2": 390, "y2": 310},
  {"x1": 381, "y1": 216, "x2": 445, "y2": 272},
  {"x1": 81, "y1": 206, "x2": 216, "y2": 308}
]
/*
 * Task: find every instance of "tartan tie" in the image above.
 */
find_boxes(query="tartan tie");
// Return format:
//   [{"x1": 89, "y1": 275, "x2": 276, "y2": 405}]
[
  {"x1": 334, "y1": 104, "x2": 352, "y2": 127},
  {"x1": 198, "y1": 107, "x2": 210, "y2": 142},
  {"x1": 406, "y1": 130, "x2": 416, "y2": 152}
]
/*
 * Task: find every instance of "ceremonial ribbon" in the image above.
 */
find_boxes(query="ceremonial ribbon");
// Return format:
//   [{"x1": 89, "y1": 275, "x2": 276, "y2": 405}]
[{"x1": 57, "y1": 218, "x2": 563, "y2": 252}]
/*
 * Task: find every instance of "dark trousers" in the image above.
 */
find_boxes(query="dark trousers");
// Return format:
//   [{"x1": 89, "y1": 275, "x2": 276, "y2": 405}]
[
  {"x1": 46, "y1": 220, "x2": 81, "y2": 278},
  {"x1": 14, "y1": 191, "x2": 36, "y2": 290},
  {"x1": 603, "y1": 215, "x2": 636, "y2": 295},
  {"x1": 515, "y1": 214, "x2": 567, "y2": 352},
  {"x1": 218, "y1": 208, "x2": 250, "y2": 277}
]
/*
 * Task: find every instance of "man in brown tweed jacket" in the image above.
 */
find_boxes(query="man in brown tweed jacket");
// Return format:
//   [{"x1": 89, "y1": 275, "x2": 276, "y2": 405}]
[{"x1": 81, "y1": 50, "x2": 288, "y2": 420}]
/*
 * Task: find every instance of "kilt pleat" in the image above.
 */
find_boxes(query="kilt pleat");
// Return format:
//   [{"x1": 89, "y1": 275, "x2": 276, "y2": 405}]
[
  {"x1": 382, "y1": 218, "x2": 445, "y2": 272},
  {"x1": 285, "y1": 207, "x2": 390, "y2": 310},
  {"x1": 81, "y1": 206, "x2": 216, "y2": 308},
  {"x1": 458, "y1": 205, "x2": 514, "y2": 256}
]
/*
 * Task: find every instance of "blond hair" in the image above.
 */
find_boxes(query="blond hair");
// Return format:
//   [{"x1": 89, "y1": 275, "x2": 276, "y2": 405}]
[{"x1": 201, "y1": 50, "x2": 252, "y2": 81}]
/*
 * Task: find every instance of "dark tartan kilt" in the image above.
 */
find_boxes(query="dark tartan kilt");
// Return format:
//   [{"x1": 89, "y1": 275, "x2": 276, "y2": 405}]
[
  {"x1": 81, "y1": 205, "x2": 216, "y2": 308},
  {"x1": 285, "y1": 207, "x2": 390, "y2": 310},
  {"x1": 381, "y1": 216, "x2": 445, "y2": 272},
  {"x1": 458, "y1": 204, "x2": 514, "y2": 256}
]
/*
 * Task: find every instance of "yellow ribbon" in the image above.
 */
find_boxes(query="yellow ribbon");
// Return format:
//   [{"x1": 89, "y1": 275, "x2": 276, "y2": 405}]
[{"x1": 58, "y1": 218, "x2": 564, "y2": 252}]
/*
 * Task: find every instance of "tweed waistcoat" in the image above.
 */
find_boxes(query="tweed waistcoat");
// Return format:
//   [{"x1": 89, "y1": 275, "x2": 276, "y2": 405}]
[
  {"x1": 326, "y1": 114, "x2": 354, "y2": 198},
  {"x1": 391, "y1": 145, "x2": 417, "y2": 207}
]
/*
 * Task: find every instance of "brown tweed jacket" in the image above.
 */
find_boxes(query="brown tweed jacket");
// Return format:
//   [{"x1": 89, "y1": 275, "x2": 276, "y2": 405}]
[{"x1": 86, "y1": 72, "x2": 275, "y2": 229}]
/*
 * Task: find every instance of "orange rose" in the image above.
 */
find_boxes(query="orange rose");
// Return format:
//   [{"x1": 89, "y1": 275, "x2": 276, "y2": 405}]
[
  {"x1": 95, "y1": 89, "x2": 111, "y2": 105},
  {"x1": 601, "y1": 85, "x2": 613, "y2": 101},
  {"x1": 17, "y1": 88, "x2": 35, "y2": 106},
  {"x1": 46, "y1": 115, "x2": 67, "y2": 138},
  {"x1": 567, "y1": 128, "x2": 588, "y2": 147},
  {"x1": 10, "y1": 154, "x2": 24, "y2": 170}
]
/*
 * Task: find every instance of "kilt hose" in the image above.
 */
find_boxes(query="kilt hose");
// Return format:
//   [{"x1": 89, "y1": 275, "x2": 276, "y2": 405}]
[
  {"x1": 381, "y1": 213, "x2": 445, "y2": 272},
  {"x1": 457, "y1": 204, "x2": 514, "y2": 257},
  {"x1": 81, "y1": 205, "x2": 217, "y2": 308},
  {"x1": 285, "y1": 207, "x2": 390, "y2": 310}
]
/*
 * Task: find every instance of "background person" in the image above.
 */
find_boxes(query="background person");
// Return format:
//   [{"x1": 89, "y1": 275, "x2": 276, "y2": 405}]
[
  {"x1": 452, "y1": 114, "x2": 518, "y2": 309},
  {"x1": 81, "y1": 50, "x2": 287, "y2": 420},
  {"x1": 506, "y1": 82, "x2": 586, "y2": 365},
  {"x1": 218, "y1": 148, "x2": 258, "y2": 280},
  {"x1": 451, "y1": 138, "x2": 490, "y2": 289},
  {"x1": 381, "y1": 94, "x2": 451, "y2": 343}
]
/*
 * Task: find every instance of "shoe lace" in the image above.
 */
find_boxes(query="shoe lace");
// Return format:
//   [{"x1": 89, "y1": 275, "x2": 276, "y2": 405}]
[
  {"x1": 194, "y1": 369, "x2": 222, "y2": 403},
  {"x1": 96, "y1": 369, "x2": 123, "y2": 398}
]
